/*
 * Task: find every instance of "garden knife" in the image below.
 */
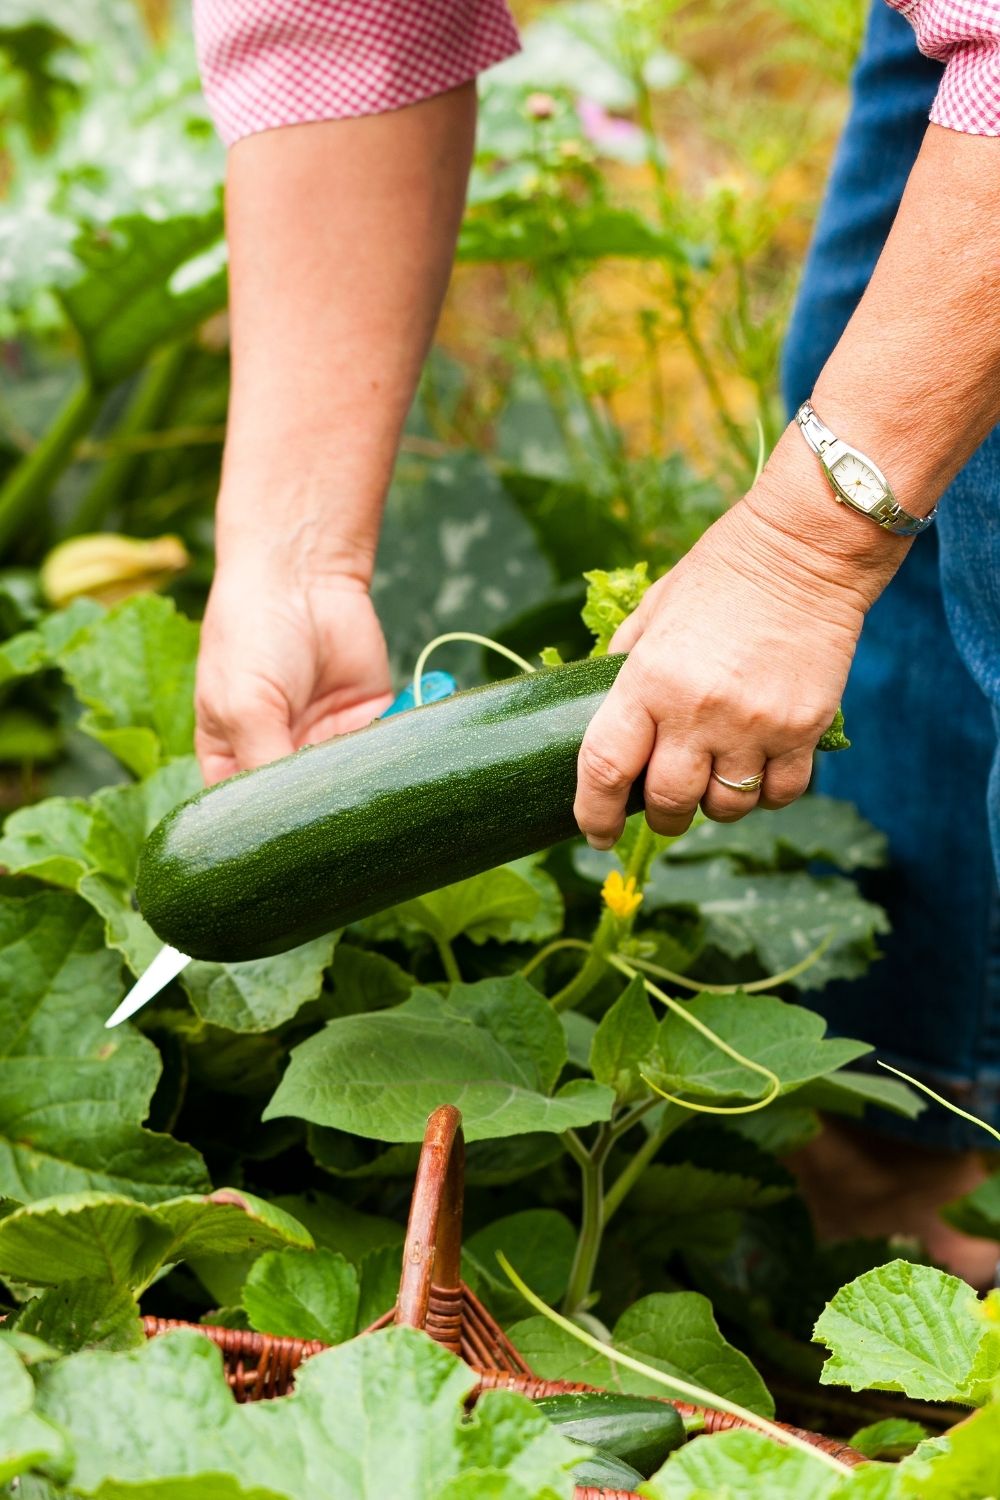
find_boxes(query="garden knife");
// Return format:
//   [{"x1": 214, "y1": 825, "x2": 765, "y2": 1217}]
[{"x1": 104, "y1": 672, "x2": 457, "y2": 1028}]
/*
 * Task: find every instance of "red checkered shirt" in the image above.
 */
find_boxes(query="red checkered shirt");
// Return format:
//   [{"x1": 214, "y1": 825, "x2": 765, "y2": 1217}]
[
  {"x1": 194, "y1": 0, "x2": 1000, "y2": 145},
  {"x1": 886, "y1": 0, "x2": 1000, "y2": 133},
  {"x1": 193, "y1": 0, "x2": 520, "y2": 146}
]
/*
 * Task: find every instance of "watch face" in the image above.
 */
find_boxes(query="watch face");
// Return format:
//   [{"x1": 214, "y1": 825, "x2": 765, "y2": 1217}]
[{"x1": 832, "y1": 453, "x2": 885, "y2": 511}]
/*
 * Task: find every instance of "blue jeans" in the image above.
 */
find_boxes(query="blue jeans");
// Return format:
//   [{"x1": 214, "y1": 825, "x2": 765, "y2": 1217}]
[{"x1": 782, "y1": 1, "x2": 1000, "y2": 1147}]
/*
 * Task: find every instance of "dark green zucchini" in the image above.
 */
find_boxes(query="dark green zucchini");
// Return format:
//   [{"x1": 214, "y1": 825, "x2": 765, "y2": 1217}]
[
  {"x1": 535, "y1": 1392, "x2": 686, "y2": 1477},
  {"x1": 569, "y1": 1445, "x2": 646, "y2": 1491},
  {"x1": 137, "y1": 655, "x2": 642, "y2": 962}
]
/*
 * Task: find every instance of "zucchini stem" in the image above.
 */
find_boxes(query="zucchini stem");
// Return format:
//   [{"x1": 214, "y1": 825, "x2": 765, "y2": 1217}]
[{"x1": 411, "y1": 632, "x2": 535, "y2": 705}]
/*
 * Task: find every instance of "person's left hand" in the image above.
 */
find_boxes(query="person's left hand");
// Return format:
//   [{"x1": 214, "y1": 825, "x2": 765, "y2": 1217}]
[{"x1": 574, "y1": 490, "x2": 879, "y2": 846}]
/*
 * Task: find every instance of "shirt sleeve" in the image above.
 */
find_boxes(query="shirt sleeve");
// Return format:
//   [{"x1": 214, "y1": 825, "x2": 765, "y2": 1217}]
[
  {"x1": 193, "y1": 0, "x2": 521, "y2": 147},
  {"x1": 884, "y1": 0, "x2": 1000, "y2": 134}
]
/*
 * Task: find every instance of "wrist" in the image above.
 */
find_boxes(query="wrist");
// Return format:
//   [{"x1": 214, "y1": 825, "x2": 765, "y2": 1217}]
[
  {"x1": 214, "y1": 474, "x2": 379, "y2": 589},
  {"x1": 741, "y1": 421, "x2": 914, "y2": 610}
]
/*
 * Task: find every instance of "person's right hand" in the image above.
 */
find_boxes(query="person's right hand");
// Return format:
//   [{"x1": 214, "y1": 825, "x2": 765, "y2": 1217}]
[{"x1": 195, "y1": 559, "x2": 393, "y2": 786}]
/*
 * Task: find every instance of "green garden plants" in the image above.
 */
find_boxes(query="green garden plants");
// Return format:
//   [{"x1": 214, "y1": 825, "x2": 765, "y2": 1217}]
[{"x1": 5, "y1": 2, "x2": 1000, "y2": 1497}]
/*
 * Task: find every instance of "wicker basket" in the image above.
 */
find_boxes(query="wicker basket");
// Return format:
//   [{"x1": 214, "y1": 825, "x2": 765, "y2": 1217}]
[{"x1": 145, "y1": 1105, "x2": 861, "y2": 1496}]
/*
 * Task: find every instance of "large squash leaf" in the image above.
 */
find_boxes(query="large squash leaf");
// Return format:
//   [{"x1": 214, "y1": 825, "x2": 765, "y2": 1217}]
[
  {"x1": 814, "y1": 1260, "x2": 1000, "y2": 1405},
  {"x1": 265, "y1": 978, "x2": 613, "y2": 1143},
  {"x1": 0, "y1": 892, "x2": 207, "y2": 1202},
  {"x1": 31, "y1": 1326, "x2": 579, "y2": 1499}
]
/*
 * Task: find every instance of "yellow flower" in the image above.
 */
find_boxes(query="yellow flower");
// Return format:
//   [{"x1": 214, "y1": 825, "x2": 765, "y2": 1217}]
[{"x1": 601, "y1": 870, "x2": 643, "y2": 920}]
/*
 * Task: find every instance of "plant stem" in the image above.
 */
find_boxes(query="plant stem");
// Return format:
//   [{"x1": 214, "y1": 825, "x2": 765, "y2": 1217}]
[
  {"x1": 603, "y1": 1106, "x2": 685, "y2": 1224},
  {"x1": 65, "y1": 343, "x2": 189, "y2": 537},
  {"x1": 0, "y1": 381, "x2": 102, "y2": 557},
  {"x1": 500, "y1": 1256, "x2": 853, "y2": 1477},
  {"x1": 630, "y1": 71, "x2": 754, "y2": 469},
  {"x1": 520, "y1": 937, "x2": 591, "y2": 981},
  {"x1": 435, "y1": 937, "x2": 462, "y2": 985},
  {"x1": 549, "y1": 937, "x2": 610, "y2": 1013},
  {"x1": 550, "y1": 821, "x2": 661, "y2": 1013},
  {"x1": 543, "y1": 268, "x2": 632, "y2": 500},
  {"x1": 562, "y1": 1123, "x2": 613, "y2": 1315},
  {"x1": 561, "y1": 1129, "x2": 590, "y2": 1170},
  {"x1": 606, "y1": 1095, "x2": 660, "y2": 1145},
  {"x1": 626, "y1": 931, "x2": 833, "y2": 995}
]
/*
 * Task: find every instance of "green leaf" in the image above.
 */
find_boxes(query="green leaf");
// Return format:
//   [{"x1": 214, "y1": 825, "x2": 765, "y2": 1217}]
[
  {"x1": 0, "y1": 598, "x2": 101, "y2": 690},
  {"x1": 0, "y1": 891, "x2": 207, "y2": 1202},
  {"x1": 463, "y1": 1211, "x2": 577, "y2": 1323},
  {"x1": 0, "y1": 759, "x2": 338, "y2": 1017},
  {"x1": 589, "y1": 976, "x2": 658, "y2": 1103},
  {"x1": 325, "y1": 945, "x2": 414, "y2": 1017},
  {"x1": 379, "y1": 861, "x2": 563, "y2": 948},
  {"x1": 798, "y1": 1070, "x2": 924, "y2": 1121},
  {"x1": 0, "y1": 756, "x2": 200, "y2": 896},
  {"x1": 265, "y1": 981, "x2": 614, "y2": 1143},
  {"x1": 0, "y1": 795, "x2": 98, "y2": 887},
  {"x1": 0, "y1": 1337, "x2": 68, "y2": 1485},
  {"x1": 582, "y1": 563, "x2": 650, "y2": 656},
  {"x1": 814, "y1": 1259, "x2": 1000, "y2": 1404},
  {"x1": 355, "y1": 1243, "x2": 402, "y2": 1333},
  {"x1": 183, "y1": 936, "x2": 340, "y2": 1033},
  {"x1": 91, "y1": 1480, "x2": 286, "y2": 1500},
  {"x1": 242, "y1": 1248, "x2": 359, "y2": 1344},
  {"x1": 942, "y1": 1172, "x2": 1000, "y2": 1241},
  {"x1": 642, "y1": 1428, "x2": 845, "y2": 1498},
  {"x1": 642, "y1": 859, "x2": 890, "y2": 990},
  {"x1": 15, "y1": 1280, "x2": 143, "y2": 1354},
  {"x1": 627, "y1": 1162, "x2": 791, "y2": 1258},
  {"x1": 0, "y1": 1189, "x2": 312, "y2": 1292},
  {"x1": 0, "y1": 708, "x2": 61, "y2": 763},
  {"x1": 665, "y1": 797, "x2": 887, "y2": 873},
  {"x1": 895, "y1": 1402, "x2": 1000, "y2": 1497},
  {"x1": 455, "y1": 976, "x2": 568, "y2": 1095},
  {"x1": 460, "y1": 197, "x2": 683, "y2": 267},
  {"x1": 613, "y1": 1293, "x2": 773, "y2": 1415},
  {"x1": 57, "y1": 595, "x2": 199, "y2": 774},
  {"x1": 269, "y1": 1194, "x2": 404, "y2": 1265},
  {"x1": 62, "y1": 208, "x2": 226, "y2": 388},
  {"x1": 848, "y1": 1419, "x2": 928, "y2": 1461},
  {"x1": 372, "y1": 453, "x2": 554, "y2": 683},
  {"x1": 33, "y1": 1326, "x2": 579, "y2": 1499},
  {"x1": 648, "y1": 993, "x2": 870, "y2": 1106},
  {"x1": 509, "y1": 1291, "x2": 772, "y2": 1417}
]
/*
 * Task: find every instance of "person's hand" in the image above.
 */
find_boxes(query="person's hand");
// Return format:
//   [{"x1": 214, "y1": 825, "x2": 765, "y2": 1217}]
[
  {"x1": 574, "y1": 474, "x2": 890, "y2": 846},
  {"x1": 195, "y1": 559, "x2": 393, "y2": 786}
]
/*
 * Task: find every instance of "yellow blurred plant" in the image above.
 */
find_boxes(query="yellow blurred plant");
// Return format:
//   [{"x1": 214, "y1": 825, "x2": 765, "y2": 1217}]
[{"x1": 40, "y1": 533, "x2": 189, "y2": 608}]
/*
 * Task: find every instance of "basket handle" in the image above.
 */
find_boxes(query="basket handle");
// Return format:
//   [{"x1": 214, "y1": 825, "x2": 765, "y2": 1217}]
[{"x1": 395, "y1": 1105, "x2": 465, "y2": 1332}]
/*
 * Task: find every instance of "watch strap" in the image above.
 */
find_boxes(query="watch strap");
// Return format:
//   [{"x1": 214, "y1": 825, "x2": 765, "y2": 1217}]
[
  {"x1": 795, "y1": 402, "x2": 837, "y2": 457},
  {"x1": 794, "y1": 402, "x2": 936, "y2": 538}
]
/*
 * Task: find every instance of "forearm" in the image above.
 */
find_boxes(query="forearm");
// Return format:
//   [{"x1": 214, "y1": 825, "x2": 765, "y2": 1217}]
[
  {"x1": 218, "y1": 85, "x2": 477, "y2": 581},
  {"x1": 748, "y1": 123, "x2": 1000, "y2": 593}
]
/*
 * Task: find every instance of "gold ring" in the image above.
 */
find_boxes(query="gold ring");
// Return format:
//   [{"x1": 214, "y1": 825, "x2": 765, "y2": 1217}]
[{"x1": 711, "y1": 769, "x2": 765, "y2": 793}]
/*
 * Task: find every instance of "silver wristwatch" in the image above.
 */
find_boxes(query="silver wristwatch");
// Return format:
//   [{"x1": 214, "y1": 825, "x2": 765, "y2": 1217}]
[{"x1": 794, "y1": 402, "x2": 936, "y2": 537}]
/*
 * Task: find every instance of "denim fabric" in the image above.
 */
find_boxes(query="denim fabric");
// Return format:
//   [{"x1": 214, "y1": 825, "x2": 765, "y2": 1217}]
[{"x1": 782, "y1": 1, "x2": 1000, "y2": 1145}]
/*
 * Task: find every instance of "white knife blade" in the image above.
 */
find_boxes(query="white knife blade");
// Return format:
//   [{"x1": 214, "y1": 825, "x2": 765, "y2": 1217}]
[{"x1": 105, "y1": 943, "x2": 191, "y2": 1028}]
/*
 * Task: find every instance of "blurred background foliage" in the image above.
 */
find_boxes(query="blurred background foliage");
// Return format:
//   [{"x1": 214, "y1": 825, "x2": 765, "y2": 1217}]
[{"x1": 0, "y1": 0, "x2": 865, "y2": 795}]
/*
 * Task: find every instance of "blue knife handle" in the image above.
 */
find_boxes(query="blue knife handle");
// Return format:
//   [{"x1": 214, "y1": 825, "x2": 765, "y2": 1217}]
[{"x1": 380, "y1": 671, "x2": 457, "y2": 718}]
